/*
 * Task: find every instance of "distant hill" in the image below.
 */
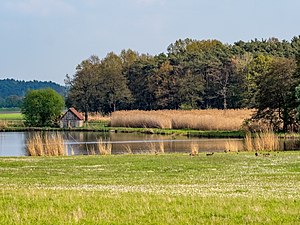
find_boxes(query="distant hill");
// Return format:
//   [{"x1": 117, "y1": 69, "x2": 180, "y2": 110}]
[{"x1": 0, "y1": 79, "x2": 66, "y2": 98}]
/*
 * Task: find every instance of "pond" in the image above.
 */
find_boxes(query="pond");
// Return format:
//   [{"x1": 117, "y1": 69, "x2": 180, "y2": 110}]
[
  {"x1": 0, "y1": 131, "x2": 298, "y2": 157},
  {"x1": 0, "y1": 131, "x2": 246, "y2": 156}
]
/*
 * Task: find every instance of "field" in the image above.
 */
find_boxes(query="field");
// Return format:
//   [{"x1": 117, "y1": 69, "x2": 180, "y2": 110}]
[
  {"x1": 0, "y1": 153, "x2": 299, "y2": 224},
  {"x1": 0, "y1": 112, "x2": 23, "y2": 120},
  {"x1": 0, "y1": 112, "x2": 24, "y2": 128}
]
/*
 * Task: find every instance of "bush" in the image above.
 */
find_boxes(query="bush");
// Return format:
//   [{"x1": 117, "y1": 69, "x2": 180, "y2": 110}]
[{"x1": 21, "y1": 88, "x2": 64, "y2": 127}]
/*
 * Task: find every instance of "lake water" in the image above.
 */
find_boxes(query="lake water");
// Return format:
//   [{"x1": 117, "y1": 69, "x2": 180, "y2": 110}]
[
  {"x1": 0, "y1": 131, "x2": 246, "y2": 156},
  {"x1": 0, "y1": 131, "x2": 298, "y2": 157}
]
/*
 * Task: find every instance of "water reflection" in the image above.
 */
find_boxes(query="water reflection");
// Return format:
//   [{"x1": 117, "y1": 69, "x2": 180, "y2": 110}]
[
  {"x1": 62, "y1": 132, "x2": 245, "y2": 155},
  {"x1": 0, "y1": 132, "x2": 26, "y2": 156},
  {"x1": 0, "y1": 131, "x2": 299, "y2": 156}
]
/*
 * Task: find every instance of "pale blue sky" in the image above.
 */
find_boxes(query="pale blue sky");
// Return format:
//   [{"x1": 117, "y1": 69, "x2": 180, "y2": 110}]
[{"x1": 0, "y1": 0, "x2": 299, "y2": 85}]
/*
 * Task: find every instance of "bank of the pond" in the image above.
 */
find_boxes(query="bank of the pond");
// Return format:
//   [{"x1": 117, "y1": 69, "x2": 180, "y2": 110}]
[
  {"x1": 0, "y1": 125, "x2": 245, "y2": 138},
  {"x1": 0, "y1": 153, "x2": 299, "y2": 224}
]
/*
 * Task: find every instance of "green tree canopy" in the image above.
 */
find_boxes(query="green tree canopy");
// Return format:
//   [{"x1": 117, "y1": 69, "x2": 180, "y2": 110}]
[
  {"x1": 65, "y1": 55, "x2": 100, "y2": 121},
  {"x1": 98, "y1": 52, "x2": 133, "y2": 113},
  {"x1": 66, "y1": 53, "x2": 133, "y2": 115},
  {"x1": 63, "y1": 36, "x2": 300, "y2": 130},
  {"x1": 253, "y1": 57, "x2": 298, "y2": 131},
  {"x1": 21, "y1": 88, "x2": 64, "y2": 127}
]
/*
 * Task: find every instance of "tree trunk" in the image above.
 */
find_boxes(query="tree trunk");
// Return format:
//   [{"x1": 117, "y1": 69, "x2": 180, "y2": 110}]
[
  {"x1": 85, "y1": 110, "x2": 88, "y2": 125},
  {"x1": 283, "y1": 108, "x2": 288, "y2": 132}
]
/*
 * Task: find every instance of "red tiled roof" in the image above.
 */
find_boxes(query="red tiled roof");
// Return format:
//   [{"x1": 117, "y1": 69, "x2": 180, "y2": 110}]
[{"x1": 67, "y1": 107, "x2": 84, "y2": 120}]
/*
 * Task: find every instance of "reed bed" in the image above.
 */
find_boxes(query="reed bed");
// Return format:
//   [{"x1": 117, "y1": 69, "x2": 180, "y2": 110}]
[
  {"x1": 225, "y1": 140, "x2": 240, "y2": 152},
  {"x1": 243, "y1": 130, "x2": 279, "y2": 151},
  {"x1": 122, "y1": 144, "x2": 133, "y2": 154},
  {"x1": 158, "y1": 141, "x2": 165, "y2": 154},
  {"x1": 0, "y1": 120, "x2": 8, "y2": 129},
  {"x1": 26, "y1": 133, "x2": 65, "y2": 156},
  {"x1": 147, "y1": 142, "x2": 157, "y2": 154},
  {"x1": 88, "y1": 112, "x2": 111, "y2": 122},
  {"x1": 244, "y1": 132, "x2": 254, "y2": 151},
  {"x1": 146, "y1": 140, "x2": 165, "y2": 154},
  {"x1": 111, "y1": 109, "x2": 253, "y2": 131},
  {"x1": 97, "y1": 139, "x2": 112, "y2": 155},
  {"x1": 190, "y1": 142, "x2": 199, "y2": 156}
]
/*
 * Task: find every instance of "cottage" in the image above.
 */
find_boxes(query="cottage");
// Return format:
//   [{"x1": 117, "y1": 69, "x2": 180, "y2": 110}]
[{"x1": 60, "y1": 108, "x2": 84, "y2": 128}]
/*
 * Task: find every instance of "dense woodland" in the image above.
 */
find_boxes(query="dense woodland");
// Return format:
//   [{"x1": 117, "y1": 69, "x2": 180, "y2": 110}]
[
  {"x1": 0, "y1": 79, "x2": 65, "y2": 108},
  {"x1": 66, "y1": 36, "x2": 300, "y2": 131}
]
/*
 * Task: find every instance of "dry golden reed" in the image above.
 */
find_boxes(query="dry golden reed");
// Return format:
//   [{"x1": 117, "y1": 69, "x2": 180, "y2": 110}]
[
  {"x1": 87, "y1": 145, "x2": 96, "y2": 155},
  {"x1": 122, "y1": 144, "x2": 133, "y2": 154},
  {"x1": 0, "y1": 120, "x2": 8, "y2": 129},
  {"x1": 158, "y1": 141, "x2": 165, "y2": 154},
  {"x1": 26, "y1": 133, "x2": 65, "y2": 156},
  {"x1": 147, "y1": 142, "x2": 157, "y2": 154},
  {"x1": 190, "y1": 142, "x2": 199, "y2": 156},
  {"x1": 147, "y1": 140, "x2": 165, "y2": 154},
  {"x1": 97, "y1": 139, "x2": 112, "y2": 155},
  {"x1": 111, "y1": 109, "x2": 253, "y2": 131},
  {"x1": 88, "y1": 112, "x2": 111, "y2": 122},
  {"x1": 244, "y1": 132, "x2": 254, "y2": 151},
  {"x1": 225, "y1": 140, "x2": 240, "y2": 152},
  {"x1": 244, "y1": 129, "x2": 279, "y2": 152}
]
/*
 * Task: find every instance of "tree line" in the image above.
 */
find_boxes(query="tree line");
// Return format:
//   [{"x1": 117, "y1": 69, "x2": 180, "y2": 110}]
[
  {"x1": 66, "y1": 36, "x2": 300, "y2": 131},
  {"x1": 0, "y1": 79, "x2": 65, "y2": 108}
]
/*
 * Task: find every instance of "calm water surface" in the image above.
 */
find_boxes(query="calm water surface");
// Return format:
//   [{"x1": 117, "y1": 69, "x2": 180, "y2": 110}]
[
  {"x1": 1, "y1": 131, "x2": 298, "y2": 157},
  {"x1": 0, "y1": 131, "x2": 246, "y2": 156}
]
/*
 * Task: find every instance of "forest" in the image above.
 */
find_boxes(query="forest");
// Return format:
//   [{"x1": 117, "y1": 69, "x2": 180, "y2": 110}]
[
  {"x1": 66, "y1": 36, "x2": 300, "y2": 131},
  {"x1": 0, "y1": 79, "x2": 65, "y2": 108}
]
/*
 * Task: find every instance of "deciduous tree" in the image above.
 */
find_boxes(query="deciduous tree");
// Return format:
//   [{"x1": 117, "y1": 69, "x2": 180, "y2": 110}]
[
  {"x1": 21, "y1": 88, "x2": 64, "y2": 127},
  {"x1": 254, "y1": 57, "x2": 298, "y2": 131},
  {"x1": 65, "y1": 55, "x2": 100, "y2": 121}
]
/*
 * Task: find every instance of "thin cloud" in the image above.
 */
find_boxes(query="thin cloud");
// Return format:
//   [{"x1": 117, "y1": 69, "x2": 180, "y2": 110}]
[{"x1": 5, "y1": 0, "x2": 75, "y2": 17}]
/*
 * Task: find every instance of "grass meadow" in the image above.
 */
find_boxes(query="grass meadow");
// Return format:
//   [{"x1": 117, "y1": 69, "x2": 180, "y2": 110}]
[
  {"x1": 0, "y1": 153, "x2": 299, "y2": 224},
  {"x1": 0, "y1": 112, "x2": 23, "y2": 120},
  {"x1": 0, "y1": 113, "x2": 24, "y2": 128}
]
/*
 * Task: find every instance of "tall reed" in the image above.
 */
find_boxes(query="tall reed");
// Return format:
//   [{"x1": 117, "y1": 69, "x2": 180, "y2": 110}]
[
  {"x1": 225, "y1": 140, "x2": 240, "y2": 152},
  {"x1": 158, "y1": 140, "x2": 165, "y2": 154},
  {"x1": 111, "y1": 109, "x2": 253, "y2": 131},
  {"x1": 146, "y1": 140, "x2": 165, "y2": 154},
  {"x1": 26, "y1": 133, "x2": 65, "y2": 156},
  {"x1": 256, "y1": 130, "x2": 279, "y2": 151},
  {"x1": 0, "y1": 120, "x2": 8, "y2": 129},
  {"x1": 87, "y1": 145, "x2": 96, "y2": 155},
  {"x1": 147, "y1": 142, "x2": 157, "y2": 154},
  {"x1": 190, "y1": 142, "x2": 199, "y2": 156},
  {"x1": 27, "y1": 133, "x2": 43, "y2": 156},
  {"x1": 88, "y1": 112, "x2": 111, "y2": 122},
  {"x1": 244, "y1": 132, "x2": 254, "y2": 151},
  {"x1": 97, "y1": 139, "x2": 112, "y2": 155},
  {"x1": 122, "y1": 144, "x2": 133, "y2": 154},
  {"x1": 244, "y1": 129, "x2": 279, "y2": 152}
]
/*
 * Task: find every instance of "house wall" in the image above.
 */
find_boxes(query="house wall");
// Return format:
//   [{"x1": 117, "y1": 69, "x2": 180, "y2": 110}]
[{"x1": 60, "y1": 111, "x2": 84, "y2": 128}]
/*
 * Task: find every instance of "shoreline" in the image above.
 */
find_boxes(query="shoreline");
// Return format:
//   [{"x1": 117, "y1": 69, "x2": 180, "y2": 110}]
[{"x1": 0, "y1": 126, "x2": 245, "y2": 138}]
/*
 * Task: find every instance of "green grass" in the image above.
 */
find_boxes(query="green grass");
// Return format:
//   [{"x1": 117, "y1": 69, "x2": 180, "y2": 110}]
[
  {"x1": 0, "y1": 153, "x2": 299, "y2": 224},
  {"x1": 104, "y1": 127, "x2": 245, "y2": 138},
  {"x1": 0, "y1": 113, "x2": 23, "y2": 120},
  {"x1": 0, "y1": 120, "x2": 246, "y2": 138}
]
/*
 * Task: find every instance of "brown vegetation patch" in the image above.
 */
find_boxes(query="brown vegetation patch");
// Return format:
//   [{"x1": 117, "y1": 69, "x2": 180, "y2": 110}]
[
  {"x1": 26, "y1": 133, "x2": 65, "y2": 156},
  {"x1": 111, "y1": 109, "x2": 253, "y2": 131},
  {"x1": 88, "y1": 112, "x2": 111, "y2": 122}
]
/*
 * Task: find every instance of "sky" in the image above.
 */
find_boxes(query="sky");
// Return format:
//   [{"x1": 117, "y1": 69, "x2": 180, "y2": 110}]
[{"x1": 0, "y1": 0, "x2": 299, "y2": 85}]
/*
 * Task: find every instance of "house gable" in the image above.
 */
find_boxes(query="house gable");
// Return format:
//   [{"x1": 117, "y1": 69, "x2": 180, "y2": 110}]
[{"x1": 60, "y1": 108, "x2": 84, "y2": 128}]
